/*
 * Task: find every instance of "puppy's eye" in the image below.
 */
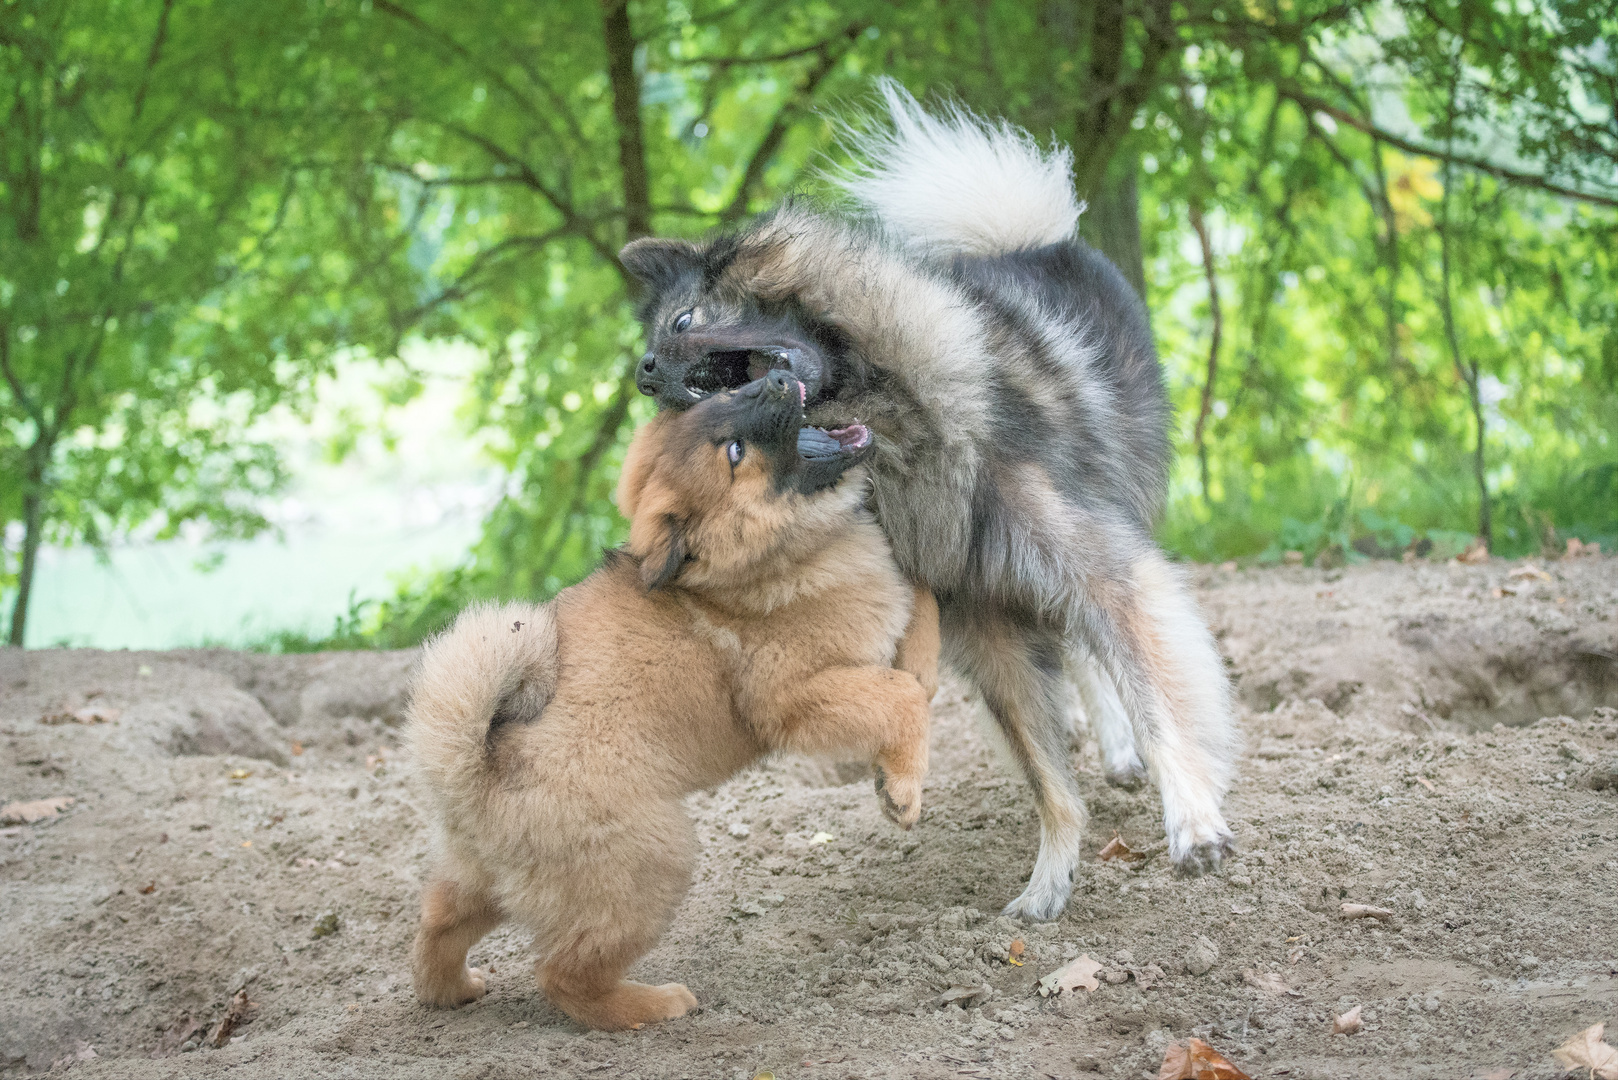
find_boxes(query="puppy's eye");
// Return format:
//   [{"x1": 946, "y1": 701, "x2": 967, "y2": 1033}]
[
  {"x1": 673, "y1": 310, "x2": 693, "y2": 333},
  {"x1": 726, "y1": 440, "x2": 744, "y2": 465}
]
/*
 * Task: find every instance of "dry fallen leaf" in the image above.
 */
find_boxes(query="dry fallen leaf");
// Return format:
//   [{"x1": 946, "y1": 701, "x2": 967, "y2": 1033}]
[
  {"x1": 1551, "y1": 1022, "x2": 1618, "y2": 1079},
  {"x1": 1099, "y1": 834, "x2": 1146, "y2": 862},
  {"x1": 1007, "y1": 938, "x2": 1025, "y2": 966},
  {"x1": 1157, "y1": 1038, "x2": 1252, "y2": 1080},
  {"x1": 1509, "y1": 563, "x2": 1552, "y2": 582},
  {"x1": 290, "y1": 741, "x2": 304, "y2": 757},
  {"x1": 1037, "y1": 953, "x2": 1104, "y2": 997},
  {"x1": 938, "y1": 984, "x2": 992, "y2": 1007},
  {"x1": 0, "y1": 796, "x2": 75, "y2": 825},
  {"x1": 1457, "y1": 538, "x2": 1490, "y2": 564},
  {"x1": 208, "y1": 989, "x2": 256, "y2": 1048},
  {"x1": 1242, "y1": 968, "x2": 1302, "y2": 996},
  {"x1": 1333, "y1": 1005, "x2": 1364, "y2": 1035},
  {"x1": 228, "y1": 769, "x2": 252, "y2": 781},
  {"x1": 1340, "y1": 903, "x2": 1393, "y2": 920}
]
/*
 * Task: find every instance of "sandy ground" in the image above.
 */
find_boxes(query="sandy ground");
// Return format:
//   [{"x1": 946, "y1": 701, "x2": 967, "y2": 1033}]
[{"x1": 2, "y1": 557, "x2": 1616, "y2": 1079}]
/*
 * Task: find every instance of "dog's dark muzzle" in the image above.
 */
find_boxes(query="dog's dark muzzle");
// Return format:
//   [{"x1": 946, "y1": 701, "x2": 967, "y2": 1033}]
[{"x1": 638, "y1": 334, "x2": 825, "y2": 411}]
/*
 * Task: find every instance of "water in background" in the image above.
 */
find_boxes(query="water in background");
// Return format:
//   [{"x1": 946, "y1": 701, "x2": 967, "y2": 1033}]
[{"x1": 19, "y1": 347, "x2": 502, "y2": 650}]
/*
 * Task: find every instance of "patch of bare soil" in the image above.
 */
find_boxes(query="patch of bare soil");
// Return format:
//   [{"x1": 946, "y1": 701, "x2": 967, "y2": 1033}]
[{"x1": 2, "y1": 558, "x2": 1616, "y2": 1079}]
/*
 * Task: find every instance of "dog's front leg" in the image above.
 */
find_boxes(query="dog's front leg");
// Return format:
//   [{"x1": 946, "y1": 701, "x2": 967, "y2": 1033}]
[{"x1": 753, "y1": 667, "x2": 932, "y2": 828}]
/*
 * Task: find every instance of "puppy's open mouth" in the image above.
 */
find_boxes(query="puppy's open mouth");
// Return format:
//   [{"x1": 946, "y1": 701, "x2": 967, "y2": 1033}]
[{"x1": 797, "y1": 423, "x2": 871, "y2": 460}]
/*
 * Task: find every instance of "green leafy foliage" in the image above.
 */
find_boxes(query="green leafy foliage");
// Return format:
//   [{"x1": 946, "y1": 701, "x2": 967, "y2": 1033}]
[{"x1": 4, "y1": 0, "x2": 1615, "y2": 650}]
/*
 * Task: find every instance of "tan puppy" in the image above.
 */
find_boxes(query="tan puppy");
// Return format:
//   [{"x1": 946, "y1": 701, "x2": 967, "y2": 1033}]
[{"x1": 407, "y1": 371, "x2": 939, "y2": 1031}]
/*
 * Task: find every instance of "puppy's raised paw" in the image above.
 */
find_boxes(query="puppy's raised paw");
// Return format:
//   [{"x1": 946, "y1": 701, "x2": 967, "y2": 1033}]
[{"x1": 873, "y1": 764, "x2": 922, "y2": 829}]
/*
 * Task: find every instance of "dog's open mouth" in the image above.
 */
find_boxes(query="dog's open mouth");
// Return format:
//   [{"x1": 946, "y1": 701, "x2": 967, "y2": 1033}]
[
  {"x1": 687, "y1": 349, "x2": 782, "y2": 395},
  {"x1": 797, "y1": 423, "x2": 871, "y2": 460}
]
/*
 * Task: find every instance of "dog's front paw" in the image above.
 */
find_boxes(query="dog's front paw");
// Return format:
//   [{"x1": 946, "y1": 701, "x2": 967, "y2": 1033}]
[
  {"x1": 1170, "y1": 833, "x2": 1235, "y2": 878},
  {"x1": 873, "y1": 763, "x2": 922, "y2": 829},
  {"x1": 417, "y1": 966, "x2": 487, "y2": 1008}
]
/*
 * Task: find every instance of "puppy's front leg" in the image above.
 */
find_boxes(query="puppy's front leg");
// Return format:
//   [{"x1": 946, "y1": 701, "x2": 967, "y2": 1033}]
[
  {"x1": 756, "y1": 667, "x2": 931, "y2": 828},
  {"x1": 893, "y1": 586, "x2": 940, "y2": 702}
]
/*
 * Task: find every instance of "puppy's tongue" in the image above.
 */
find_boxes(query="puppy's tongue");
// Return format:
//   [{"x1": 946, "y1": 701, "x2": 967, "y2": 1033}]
[{"x1": 798, "y1": 381, "x2": 806, "y2": 407}]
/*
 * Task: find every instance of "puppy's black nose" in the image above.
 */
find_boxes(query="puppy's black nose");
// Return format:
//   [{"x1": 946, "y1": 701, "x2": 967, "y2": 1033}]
[{"x1": 764, "y1": 370, "x2": 791, "y2": 398}]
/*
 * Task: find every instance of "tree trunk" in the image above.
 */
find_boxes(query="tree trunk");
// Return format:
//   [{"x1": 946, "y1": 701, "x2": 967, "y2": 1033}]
[
  {"x1": 1080, "y1": 155, "x2": 1146, "y2": 298},
  {"x1": 7, "y1": 441, "x2": 46, "y2": 648}
]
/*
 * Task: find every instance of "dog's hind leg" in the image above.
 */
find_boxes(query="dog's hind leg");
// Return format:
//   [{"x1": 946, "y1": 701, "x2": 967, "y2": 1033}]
[
  {"x1": 1078, "y1": 549, "x2": 1237, "y2": 876},
  {"x1": 943, "y1": 602, "x2": 1085, "y2": 922},
  {"x1": 1067, "y1": 650, "x2": 1147, "y2": 790},
  {"x1": 412, "y1": 874, "x2": 502, "y2": 1007}
]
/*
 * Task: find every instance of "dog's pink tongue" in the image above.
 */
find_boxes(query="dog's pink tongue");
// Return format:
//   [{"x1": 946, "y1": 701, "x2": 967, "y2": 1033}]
[{"x1": 798, "y1": 381, "x2": 806, "y2": 407}]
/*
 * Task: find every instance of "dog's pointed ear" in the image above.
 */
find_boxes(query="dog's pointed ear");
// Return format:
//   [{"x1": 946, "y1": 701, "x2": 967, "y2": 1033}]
[
  {"x1": 620, "y1": 237, "x2": 702, "y2": 293},
  {"x1": 637, "y1": 514, "x2": 688, "y2": 591}
]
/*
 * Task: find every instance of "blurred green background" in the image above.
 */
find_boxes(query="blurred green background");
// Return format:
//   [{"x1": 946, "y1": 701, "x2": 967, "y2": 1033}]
[{"x1": 3, "y1": 0, "x2": 1615, "y2": 650}]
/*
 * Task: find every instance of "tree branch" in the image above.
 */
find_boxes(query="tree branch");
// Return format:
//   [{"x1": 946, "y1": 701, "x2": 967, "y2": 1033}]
[
  {"x1": 718, "y1": 29, "x2": 856, "y2": 224},
  {"x1": 1189, "y1": 202, "x2": 1221, "y2": 504},
  {"x1": 1280, "y1": 85, "x2": 1618, "y2": 209},
  {"x1": 601, "y1": 0, "x2": 652, "y2": 244}
]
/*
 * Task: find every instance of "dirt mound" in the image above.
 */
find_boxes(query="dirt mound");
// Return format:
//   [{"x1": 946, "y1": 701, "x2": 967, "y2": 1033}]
[{"x1": 2, "y1": 557, "x2": 1615, "y2": 1078}]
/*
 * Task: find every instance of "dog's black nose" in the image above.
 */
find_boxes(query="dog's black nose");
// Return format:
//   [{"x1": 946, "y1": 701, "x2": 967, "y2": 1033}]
[
  {"x1": 635, "y1": 352, "x2": 661, "y2": 397},
  {"x1": 764, "y1": 370, "x2": 791, "y2": 398}
]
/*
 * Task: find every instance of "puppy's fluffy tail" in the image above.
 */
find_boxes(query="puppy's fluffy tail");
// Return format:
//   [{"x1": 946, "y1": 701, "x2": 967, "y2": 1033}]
[
  {"x1": 406, "y1": 601, "x2": 558, "y2": 807},
  {"x1": 834, "y1": 78, "x2": 1081, "y2": 256}
]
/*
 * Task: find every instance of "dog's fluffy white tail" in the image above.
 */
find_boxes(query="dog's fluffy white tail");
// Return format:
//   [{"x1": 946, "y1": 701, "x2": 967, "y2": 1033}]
[
  {"x1": 406, "y1": 601, "x2": 558, "y2": 806},
  {"x1": 834, "y1": 79, "x2": 1081, "y2": 256}
]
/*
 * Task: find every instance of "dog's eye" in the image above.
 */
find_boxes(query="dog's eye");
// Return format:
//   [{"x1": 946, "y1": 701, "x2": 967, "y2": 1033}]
[
  {"x1": 726, "y1": 440, "x2": 744, "y2": 465},
  {"x1": 673, "y1": 310, "x2": 693, "y2": 333}
]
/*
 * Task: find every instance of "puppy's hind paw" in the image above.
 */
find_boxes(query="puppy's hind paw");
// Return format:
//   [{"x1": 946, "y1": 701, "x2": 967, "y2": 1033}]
[
  {"x1": 417, "y1": 966, "x2": 487, "y2": 1008},
  {"x1": 873, "y1": 764, "x2": 922, "y2": 829}
]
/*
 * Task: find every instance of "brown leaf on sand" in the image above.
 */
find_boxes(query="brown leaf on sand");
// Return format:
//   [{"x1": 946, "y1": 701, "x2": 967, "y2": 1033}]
[
  {"x1": 1242, "y1": 968, "x2": 1303, "y2": 996},
  {"x1": 1037, "y1": 954, "x2": 1104, "y2": 997},
  {"x1": 1457, "y1": 538, "x2": 1490, "y2": 564},
  {"x1": 1551, "y1": 1023, "x2": 1618, "y2": 1079},
  {"x1": 1157, "y1": 1038, "x2": 1252, "y2": 1080},
  {"x1": 1007, "y1": 938, "x2": 1025, "y2": 966},
  {"x1": 1340, "y1": 903, "x2": 1393, "y2": 920},
  {"x1": 1333, "y1": 1005, "x2": 1364, "y2": 1035},
  {"x1": 208, "y1": 989, "x2": 257, "y2": 1048},
  {"x1": 1099, "y1": 834, "x2": 1147, "y2": 862},
  {"x1": 0, "y1": 796, "x2": 74, "y2": 825}
]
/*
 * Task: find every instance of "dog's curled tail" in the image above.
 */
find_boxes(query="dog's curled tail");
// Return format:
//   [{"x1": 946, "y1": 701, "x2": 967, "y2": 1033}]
[
  {"x1": 406, "y1": 601, "x2": 558, "y2": 806},
  {"x1": 834, "y1": 78, "x2": 1081, "y2": 257}
]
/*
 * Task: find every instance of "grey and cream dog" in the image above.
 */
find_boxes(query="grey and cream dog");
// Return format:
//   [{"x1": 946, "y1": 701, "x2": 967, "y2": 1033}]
[{"x1": 619, "y1": 83, "x2": 1237, "y2": 920}]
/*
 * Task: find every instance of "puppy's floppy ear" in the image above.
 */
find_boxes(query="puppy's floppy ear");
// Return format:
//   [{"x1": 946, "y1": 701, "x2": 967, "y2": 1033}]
[
  {"x1": 620, "y1": 237, "x2": 702, "y2": 293},
  {"x1": 637, "y1": 514, "x2": 688, "y2": 591},
  {"x1": 615, "y1": 418, "x2": 665, "y2": 520}
]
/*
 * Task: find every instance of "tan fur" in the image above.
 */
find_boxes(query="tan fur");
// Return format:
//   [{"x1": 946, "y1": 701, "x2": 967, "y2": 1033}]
[{"x1": 407, "y1": 403, "x2": 938, "y2": 1031}]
